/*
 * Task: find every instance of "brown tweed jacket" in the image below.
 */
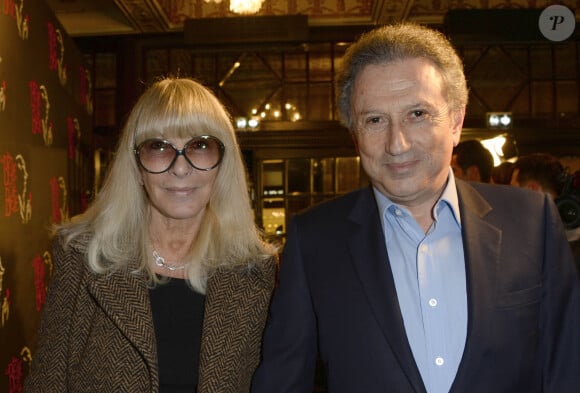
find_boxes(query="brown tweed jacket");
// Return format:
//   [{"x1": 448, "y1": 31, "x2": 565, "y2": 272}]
[{"x1": 24, "y1": 233, "x2": 277, "y2": 393}]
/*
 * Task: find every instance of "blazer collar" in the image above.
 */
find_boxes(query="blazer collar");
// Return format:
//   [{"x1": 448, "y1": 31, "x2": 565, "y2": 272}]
[{"x1": 198, "y1": 258, "x2": 277, "y2": 390}]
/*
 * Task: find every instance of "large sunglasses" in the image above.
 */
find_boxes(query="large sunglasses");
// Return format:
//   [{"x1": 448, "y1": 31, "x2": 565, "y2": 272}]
[{"x1": 134, "y1": 135, "x2": 225, "y2": 174}]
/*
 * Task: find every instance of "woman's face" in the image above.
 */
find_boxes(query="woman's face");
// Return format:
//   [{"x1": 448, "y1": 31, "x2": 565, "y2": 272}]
[{"x1": 138, "y1": 136, "x2": 220, "y2": 225}]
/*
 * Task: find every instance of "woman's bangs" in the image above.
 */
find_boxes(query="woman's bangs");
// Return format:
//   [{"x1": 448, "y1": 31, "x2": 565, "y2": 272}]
[
  {"x1": 133, "y1": 80, "x2": 231, "y2": 145},
  {"x1": 166, "y1": 113, "x2": 225, "y2": 142},
  {"x1": 133, "y1": 109, "x2": 216, "y2": 145}
]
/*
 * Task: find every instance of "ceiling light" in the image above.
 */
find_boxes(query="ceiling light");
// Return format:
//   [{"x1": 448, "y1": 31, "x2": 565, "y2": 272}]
[
  {"x1": 235, "y1": 117, "x2": 247, "y2": 129},
  {"x1": 486, "y1": 112, "x2": 512, "y2": 129},
  {"x1": 253, "y1": 101, "x2": 302, "y2": 122},
  {"x1": 204, "y1": 0, "x2": 264, "y2": 14},
  {"x1": 234, "y1": 116, "x2": 261, "y2": 131},
  {"x1": 230, "y1": 0, "x2": 263, "y2": 14}
]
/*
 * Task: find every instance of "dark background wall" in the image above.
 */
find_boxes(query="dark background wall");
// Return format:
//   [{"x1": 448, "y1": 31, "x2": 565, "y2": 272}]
[{"x1": 0, "y1": 0, "x2": 92, "y2": 391}]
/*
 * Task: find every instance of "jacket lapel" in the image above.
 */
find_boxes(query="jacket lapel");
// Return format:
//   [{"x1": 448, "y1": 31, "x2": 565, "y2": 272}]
[
  {"x1": 198, "y1": 259, "x2": 276, "y2": 392},
  {"x1": 450, "y1": 181, "x2": 502, "y2": 392},
  {"x1": 87, "y1": 266, "x2": 158, "y2": 385},
  {"x1": 347, "y1": 187, "x2": 426, "y2": 393}
]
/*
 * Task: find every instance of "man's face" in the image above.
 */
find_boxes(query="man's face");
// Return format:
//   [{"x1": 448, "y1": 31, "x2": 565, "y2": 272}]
[
  {"x1": 351, "y1": 58, "x2": 464, "y2": 209},
  {"x1": 451, "y1": 154, "x2": 483, "y2": 182}
]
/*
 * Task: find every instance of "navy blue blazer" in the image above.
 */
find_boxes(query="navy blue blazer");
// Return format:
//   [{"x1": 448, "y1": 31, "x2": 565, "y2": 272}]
[{"x1": 252, "y1": 180, "x2": 580, "y2": 393}]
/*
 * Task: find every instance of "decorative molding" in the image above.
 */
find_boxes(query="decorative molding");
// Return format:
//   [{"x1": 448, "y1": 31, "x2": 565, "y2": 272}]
[
  {"x1": 48, "y1": 0, "x2": 579, "y2": 36},
  {"x1": 114, "y1": 0, "x2": 171, "y2": 33},
  {"x1": 372, "y1": 0, "x2": 416, "y2": 24}
]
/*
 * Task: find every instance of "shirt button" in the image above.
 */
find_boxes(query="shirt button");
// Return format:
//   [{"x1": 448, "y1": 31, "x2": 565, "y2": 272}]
[
  {"x1": 420, "y1": 244, "x2": 428, "y2": 253},
  {"x1": 435, "y1": 357, "x2": 445, "y2": 366},
  {"x1": 429, "y1": 298, "x2": 438, "y2": 307},
  {"x1": 395, "y1": 209, "x2": 402, "y2": 216}
]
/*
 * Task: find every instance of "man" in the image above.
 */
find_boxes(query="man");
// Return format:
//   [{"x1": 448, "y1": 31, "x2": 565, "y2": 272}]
[
  {"x1": 251, "y1": 23, "x2": 579, "y2": 393},
  {"x1": 490, "y1": 160, "x2": 514, "y2": 184},
  {"x1": 510, "y1": 152, "x2": 580, "y2": 273},
  {"x1": 451, "y1": 139, "x2": 494, "y2": 182},
  {"x1": 510, "y1": 152, "x2": 565, "y2": 199}
]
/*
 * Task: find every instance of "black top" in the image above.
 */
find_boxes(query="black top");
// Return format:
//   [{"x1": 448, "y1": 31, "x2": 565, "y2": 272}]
[{"x1": 149, "y1": 278, "x2": 206, "y2": 393}]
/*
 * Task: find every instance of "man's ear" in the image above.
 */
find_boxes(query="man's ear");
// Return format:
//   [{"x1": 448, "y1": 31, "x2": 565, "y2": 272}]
[
  {"x1": 451, "y1": 107, "x2": 466, "y2": 146},
  {"x1": 524, "y1": 181, "x2": 543, "y2": 193}
]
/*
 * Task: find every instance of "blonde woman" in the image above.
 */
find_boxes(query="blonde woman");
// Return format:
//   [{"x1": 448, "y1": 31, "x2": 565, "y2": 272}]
[{"x1": 25, "y1": 77, "x2": 278, "y2": 393}]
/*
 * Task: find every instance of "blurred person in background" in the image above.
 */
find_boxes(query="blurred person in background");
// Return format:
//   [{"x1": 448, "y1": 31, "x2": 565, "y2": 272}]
[
  {"x1": 511, "y1": 152, "x2": 580, "y2": 272},
  {"x1": 510, "y1": 152, "x2": 564, "y2": 199},
  {"x1": 490, "y1": 161, "x2": 514, "y2": 185},
  {"x1": 450, "y1": 139, "x2": 494, "y2": 183}
]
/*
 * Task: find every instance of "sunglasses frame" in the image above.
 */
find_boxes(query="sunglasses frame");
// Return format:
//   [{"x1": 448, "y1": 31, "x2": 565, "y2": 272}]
[{"x1": 134, "y1": 135, "x2": 225, "y2": 174}]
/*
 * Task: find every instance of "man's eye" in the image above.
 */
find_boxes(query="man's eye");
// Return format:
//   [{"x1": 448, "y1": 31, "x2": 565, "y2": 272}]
[
  {"x1": 409, "y1": 110, "x2": 428, "y2": 120},
  {"x1": 359, "y1": 115, "x2": 387, "y2": 133},
  {"x1": 364, "y1": 116, "x2": 386, "y2": 127}
]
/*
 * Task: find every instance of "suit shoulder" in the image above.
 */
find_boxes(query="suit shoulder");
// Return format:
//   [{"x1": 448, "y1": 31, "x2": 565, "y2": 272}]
[
  {"x1": 296, "y1": 187, "x2": 368, "y2": 217},
  {"x1": 468, "y1": 181, "x2": 546, "y2": 205},
  {"x1": 458, "y1": 181, "x2": 556, "y2": 224},
  {"x1": 288, "y1": 187, "x2": 373, "y2": 235}
]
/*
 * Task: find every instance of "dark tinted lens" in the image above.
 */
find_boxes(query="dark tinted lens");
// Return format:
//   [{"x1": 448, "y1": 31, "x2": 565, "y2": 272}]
[{"x1": 137, "y1": 139, "x2": 176, "y2": 173}]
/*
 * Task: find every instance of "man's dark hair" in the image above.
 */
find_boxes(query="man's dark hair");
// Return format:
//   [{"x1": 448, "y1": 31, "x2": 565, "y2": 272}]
[
  {"x1": 453, "y1": 139, "x2": 494, "y2": 182},
  {"x1": 512, "y1": 153, "x2": 565, "y2": 196},
  {"x1": 491, "y1": 161, "x2": 515, "y2": 185}
]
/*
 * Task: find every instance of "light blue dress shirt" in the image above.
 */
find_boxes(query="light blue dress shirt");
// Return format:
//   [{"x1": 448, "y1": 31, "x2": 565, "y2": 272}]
[{"x1": 373, "y1": 171, "x2": 467, "y2": 393}]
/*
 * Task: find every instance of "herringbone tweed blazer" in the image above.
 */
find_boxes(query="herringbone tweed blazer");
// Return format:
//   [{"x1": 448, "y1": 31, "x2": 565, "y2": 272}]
[{"x1": 24, "y1": 233, "x2": 277, "y2": 393}]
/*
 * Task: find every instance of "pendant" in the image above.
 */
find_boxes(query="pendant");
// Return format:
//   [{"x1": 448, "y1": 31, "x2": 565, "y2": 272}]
[{"x1": 152, "y1": 250, "x2": 185, "y2": 271}]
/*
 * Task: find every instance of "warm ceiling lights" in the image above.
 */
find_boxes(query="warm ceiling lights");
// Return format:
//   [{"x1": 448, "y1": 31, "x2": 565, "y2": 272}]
[
  {"x1": 203, "y1": 0, "x2": 264, "y2": 14},
  {"x1": 230, "y1": 0, "x2": 263, "y2": 14}
]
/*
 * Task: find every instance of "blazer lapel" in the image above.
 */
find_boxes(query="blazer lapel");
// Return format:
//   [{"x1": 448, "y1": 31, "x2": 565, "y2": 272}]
[
  {"x1": 87, "y1": 266, "x2": 157, "y2": 382},
  {"x1": 198, "y1": 259, "x2": 276, "y2": 392},
  {"x1": 451, "y1": 181, "x2": 502, "y2": 392},
  {"x1": 347, "y1": 187, "x2": 426, "y2": 393}
]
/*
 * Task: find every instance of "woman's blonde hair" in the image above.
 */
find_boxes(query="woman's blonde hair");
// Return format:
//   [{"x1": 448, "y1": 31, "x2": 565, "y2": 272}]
[{"x1": 58, "y1": 77, "x2": 276, "y2": 292}]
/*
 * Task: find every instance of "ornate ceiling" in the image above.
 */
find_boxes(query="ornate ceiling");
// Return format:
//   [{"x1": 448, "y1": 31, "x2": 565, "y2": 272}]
[{"x1": 46, "y1": 0, "x2": 578, "y2": 37}]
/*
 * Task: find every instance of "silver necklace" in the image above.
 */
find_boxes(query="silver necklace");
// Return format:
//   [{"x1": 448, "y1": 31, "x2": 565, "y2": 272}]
[{"x1": 152, "y1": 249, "x2": 185, "y2": 271}]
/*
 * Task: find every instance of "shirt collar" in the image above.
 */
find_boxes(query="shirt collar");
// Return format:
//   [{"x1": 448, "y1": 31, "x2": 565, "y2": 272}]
[
  {"x1": 440, "y1": 169, "x2": 461, "y2": 226},
  {"x1": 373, "y1": 168, "x2": 462, "y2": 227}
]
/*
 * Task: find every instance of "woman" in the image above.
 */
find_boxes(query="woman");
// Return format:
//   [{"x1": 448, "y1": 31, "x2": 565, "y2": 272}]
[{"x1": 24, "y1": 77, "x2": 278, "y2": 393}]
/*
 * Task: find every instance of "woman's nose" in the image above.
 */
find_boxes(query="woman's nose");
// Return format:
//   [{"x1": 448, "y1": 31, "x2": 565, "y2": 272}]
[{"x1": 169, "y1": 154, "x2": 192, "y2": 176}]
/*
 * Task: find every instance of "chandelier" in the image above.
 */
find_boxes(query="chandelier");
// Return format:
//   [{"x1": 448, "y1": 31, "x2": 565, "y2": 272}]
[{"x1": 203, "y1": 0, "x2": 264, "y2": 14}]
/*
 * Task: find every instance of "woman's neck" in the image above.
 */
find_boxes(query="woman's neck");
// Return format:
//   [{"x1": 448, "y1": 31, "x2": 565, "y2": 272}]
[{"x1": 148, "y1": 214, "x2": 203, "y2": 278}]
